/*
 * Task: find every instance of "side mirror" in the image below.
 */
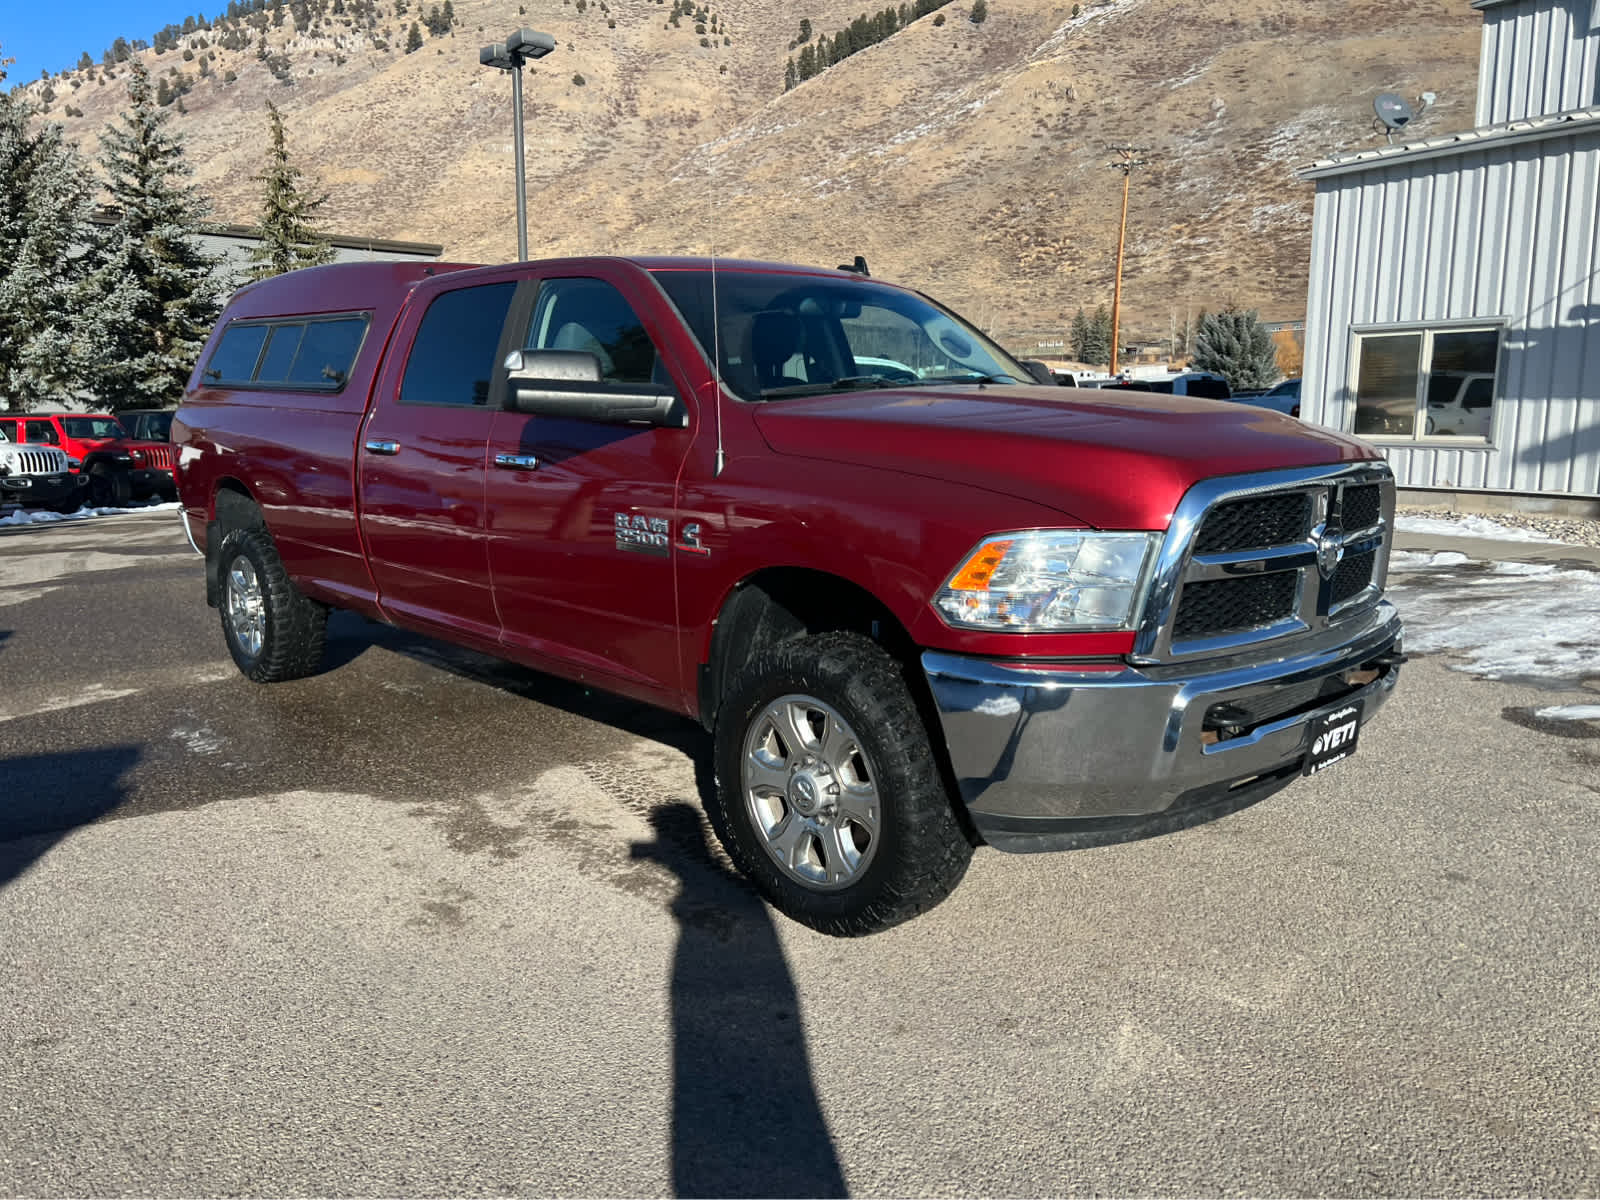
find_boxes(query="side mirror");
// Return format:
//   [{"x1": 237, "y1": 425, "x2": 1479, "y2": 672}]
[
  {"x1": 502, "y1": 349, "x2": 686, "y2": 428},
  {"x1": 1019, "y1": 359, "x2": 1057, "y2": 386}
]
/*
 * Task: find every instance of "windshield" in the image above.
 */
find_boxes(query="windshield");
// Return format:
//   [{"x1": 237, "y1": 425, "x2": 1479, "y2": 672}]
[
  {"x1": 651, "y1": 268, "x2": 1025, "y2": 401},
  {"x1": 61, "y1": 417, "x2": 130, "y2": 440}
]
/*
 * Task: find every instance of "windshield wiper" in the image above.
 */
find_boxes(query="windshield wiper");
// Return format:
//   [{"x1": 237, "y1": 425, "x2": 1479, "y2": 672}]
[
  {"x1": 916, "y1": 372, "x2": 1018, "y2": 386},
  {"x1": 758, "y1": 375, "x2": 905, "y2": 400}
]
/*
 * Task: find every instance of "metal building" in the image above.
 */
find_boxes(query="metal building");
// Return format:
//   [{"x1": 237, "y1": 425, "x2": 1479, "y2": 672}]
[{"x1": 1298, "y1": 0, "x2": 1600, "y2": 504}]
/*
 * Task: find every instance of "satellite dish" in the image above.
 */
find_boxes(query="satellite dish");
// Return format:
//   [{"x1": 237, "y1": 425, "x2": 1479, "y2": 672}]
[{"x1": 1374, "y1": 93, "x2": 1415, "y2": 131}]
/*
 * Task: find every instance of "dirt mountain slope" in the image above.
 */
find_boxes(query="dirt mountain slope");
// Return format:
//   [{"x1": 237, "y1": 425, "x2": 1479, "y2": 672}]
[{"x1": 23, "y1": 0, "x2": 1481, "y2": 346}]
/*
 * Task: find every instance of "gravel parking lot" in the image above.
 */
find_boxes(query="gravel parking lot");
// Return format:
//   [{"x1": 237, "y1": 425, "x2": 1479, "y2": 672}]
[{"x1": 2, "y1": 510, "x2": 1598, "y2": 1197}]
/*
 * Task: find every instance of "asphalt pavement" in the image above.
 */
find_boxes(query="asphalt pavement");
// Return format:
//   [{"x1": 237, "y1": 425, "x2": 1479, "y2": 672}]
[{"x1": 1, "y1": 510, "x2": 1597, "y2": 1197}]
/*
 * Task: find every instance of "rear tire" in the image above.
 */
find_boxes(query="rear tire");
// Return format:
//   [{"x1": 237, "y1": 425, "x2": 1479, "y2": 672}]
[
  {"x1": 710, "y1": 631, "x2": 972, "y2": 936},
  {"x1": 217, "y1": 526, "x2": 328, "y2": 683}
]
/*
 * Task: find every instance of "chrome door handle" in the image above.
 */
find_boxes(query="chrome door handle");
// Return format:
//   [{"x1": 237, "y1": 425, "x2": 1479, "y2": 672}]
[
  {"x1": 364, "y1": 439, "x2": 400, "y2": 456},
  {"x1": 494, "y1": 454, "x2": 539, "y2": 470}
]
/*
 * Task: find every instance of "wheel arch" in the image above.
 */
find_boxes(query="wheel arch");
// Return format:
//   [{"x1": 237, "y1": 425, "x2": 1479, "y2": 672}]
[
  {"x1": 204, "y1": 479, "x2": 265, "y2": 607},
  {"x1": 697, "y1": 566, "x2": 919, "y2": 731}
]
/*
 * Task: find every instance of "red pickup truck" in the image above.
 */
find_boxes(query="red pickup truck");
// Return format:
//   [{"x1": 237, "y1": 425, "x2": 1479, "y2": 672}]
[{"x1": 173, "y1": 257, "x2": 1404, "y2": 935}]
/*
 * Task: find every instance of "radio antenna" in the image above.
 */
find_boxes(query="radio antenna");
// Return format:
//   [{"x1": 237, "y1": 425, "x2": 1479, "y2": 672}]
[{"x1": 710, "y1": 250, "x2": 725, "y2": 476}]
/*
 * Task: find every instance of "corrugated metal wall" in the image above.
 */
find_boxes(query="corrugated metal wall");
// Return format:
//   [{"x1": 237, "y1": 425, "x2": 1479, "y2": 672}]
[
  {"x1": 1302, "y1": 130, "x2": 1600, "y2": 497},
  {"x1": 1477, "y1": 0, "x2": 1600, "y2": 124}
]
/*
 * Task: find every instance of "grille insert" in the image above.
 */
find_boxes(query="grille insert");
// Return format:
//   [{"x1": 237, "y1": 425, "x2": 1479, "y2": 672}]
[
  {"x1": 1331, "y1": 550, "x2": 1376, "y2": 605},
  {"x1": 1194, "y1": 493, "x2": 1312, "y2": 554},
  {"x1": 1173, "y1": 571, "x2": 1299, "y2": 640},
  {"x1": 1341, "y1": 484, "x2": 1381, "y2": 532}
]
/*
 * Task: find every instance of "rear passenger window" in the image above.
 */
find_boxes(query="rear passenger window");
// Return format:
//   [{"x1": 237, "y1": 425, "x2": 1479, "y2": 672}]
[
  {"x1": 201, "y1": 314, "x2": 369, "y2": 389},
  {"x1": 286, "y1": 318, "x2": 367, "y2": 386},
  {"x1": 400, "y1": 282, "x2": 517, "y2": 406},
  {"x1": 204, "y1": 324, "x2": 270, "y2": 384}
]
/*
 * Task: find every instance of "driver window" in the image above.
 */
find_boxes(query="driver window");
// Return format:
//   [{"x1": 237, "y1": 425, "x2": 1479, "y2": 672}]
[
  {"x1": 26, "y1": 421, "x2": 59, "y2": 444},
  {"x1": 524, "y1": 278, "x2": 659, "y2": 385}
]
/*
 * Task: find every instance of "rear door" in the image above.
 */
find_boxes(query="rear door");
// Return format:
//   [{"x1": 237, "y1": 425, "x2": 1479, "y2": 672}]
[
  {"x1": 356, "y1": 273, "x2": 521, "y2": 643},
  {"x1": 483, "y1": 264, "x2": 698, "y2": 706}
]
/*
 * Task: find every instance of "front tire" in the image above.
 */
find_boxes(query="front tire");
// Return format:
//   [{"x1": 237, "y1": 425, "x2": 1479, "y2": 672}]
[
  {"x1": 710, "y1": 632, "x2": 973, "y2": 936},
  {"x1": 88, "y1": 464, "x2": 132, "y2": 508},
  {"x1": 217, "y1": 526, "x2": 328, "y2": 682}
]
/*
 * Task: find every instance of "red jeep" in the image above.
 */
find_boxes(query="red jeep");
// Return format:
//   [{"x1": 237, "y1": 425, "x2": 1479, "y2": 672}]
[{"x1": 0, "y1": 412, "x2": 176, "y2": 506}]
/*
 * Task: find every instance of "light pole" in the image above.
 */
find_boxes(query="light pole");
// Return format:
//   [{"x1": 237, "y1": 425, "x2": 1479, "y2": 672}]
[
  {"x1": 1105, "y1": 145, "x2": 1146, "y2": 376},
  {"x1": 479, "y1": 27, "x2": 556, "y2": 261}
]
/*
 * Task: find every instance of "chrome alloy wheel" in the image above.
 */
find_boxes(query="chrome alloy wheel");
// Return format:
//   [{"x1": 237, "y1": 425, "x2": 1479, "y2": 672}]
[
  {"x1": 741, "y1": 694, "x2": 881, "y2": 890},
  {"x1": 224, "y1": 554, "x2": 266, "y2": 659}
]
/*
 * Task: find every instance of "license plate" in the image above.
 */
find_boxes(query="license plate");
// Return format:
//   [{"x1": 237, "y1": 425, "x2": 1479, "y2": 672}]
[{"x1": 1303, "y1": 700, "x2": 1363, "y2": 776}]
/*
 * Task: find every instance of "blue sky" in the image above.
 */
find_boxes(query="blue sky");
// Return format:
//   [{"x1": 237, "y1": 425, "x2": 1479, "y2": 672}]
[{"x1": 4, "y1": 1, "x2": 193, "y2": 84}]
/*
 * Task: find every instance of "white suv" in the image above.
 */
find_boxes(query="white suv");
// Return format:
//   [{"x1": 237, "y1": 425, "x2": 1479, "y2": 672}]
[{"x1": 0, "y1": 428, "x2": 86, "y2": 513}]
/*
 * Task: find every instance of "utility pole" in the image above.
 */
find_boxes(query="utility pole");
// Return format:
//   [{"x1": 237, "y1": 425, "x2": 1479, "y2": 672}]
[{"x1": 1106, "y1": 145, "x2": 1147, "y2": 376}]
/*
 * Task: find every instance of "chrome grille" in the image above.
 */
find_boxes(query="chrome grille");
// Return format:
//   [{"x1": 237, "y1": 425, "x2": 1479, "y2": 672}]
[
  {"x1": 5, "y1": 448, "x2": 69, "y2": 475},
  {"x1": 1133, "y1": 463, "x2": 1395, "y2": 663}
]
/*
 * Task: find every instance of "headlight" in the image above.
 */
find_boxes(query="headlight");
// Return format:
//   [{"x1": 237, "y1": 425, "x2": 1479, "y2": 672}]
[{"x1": 934, "y1": 530, "x2": 1159, "y2": 632}]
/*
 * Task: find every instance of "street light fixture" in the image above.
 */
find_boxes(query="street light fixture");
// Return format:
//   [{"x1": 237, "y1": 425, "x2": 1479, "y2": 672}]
[{"x1": 479, "y1": 27, "x2": 556, "y2": 261}]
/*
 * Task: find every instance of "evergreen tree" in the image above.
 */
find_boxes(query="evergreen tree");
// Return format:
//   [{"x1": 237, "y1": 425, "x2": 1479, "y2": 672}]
[
  {"x1": 1191, "y1": 306, "x2": 1280, "y2": 390},
  {"x1": 784, "y1": 57, "x2": 797, "y2": 90},
  {"x1": 77, "y1": 61, "x2": 221, "y2": 411},
  {"x1": 0, "y1": 51, "x2": 96, "y2": 410},
  {"x1": 1068, "y1": 307, "x2": 1091, "y2": 363},
  {"x1": 246, "y1": 103, "x2": 334, "y2": 281},
  {"x1": 1085, "y1": 304, "x2": 1112, "y2": 368},
  {"x1": 969, "y1": 0, "x2": 987, "y2": 22},
  {"x1": 405, "y1": 21, "x2": 423, "y2": 51}
]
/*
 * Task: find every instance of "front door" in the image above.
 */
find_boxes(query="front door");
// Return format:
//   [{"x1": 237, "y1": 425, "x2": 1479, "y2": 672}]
[
  {"x1": 484, "y1": 268, "x2": 696, "y2": 706},
  {"x1": 357, "y1": 276, "x2": 520, "y2": 643}
]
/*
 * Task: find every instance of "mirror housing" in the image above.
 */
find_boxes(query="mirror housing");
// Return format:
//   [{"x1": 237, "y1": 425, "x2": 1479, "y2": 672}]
[
  {"x1": 503, "y1": 350, "x2": 686, "y2": 427},
  {"x1": 1019, "y1": 359, "x2": 1057, "y2": 386}
]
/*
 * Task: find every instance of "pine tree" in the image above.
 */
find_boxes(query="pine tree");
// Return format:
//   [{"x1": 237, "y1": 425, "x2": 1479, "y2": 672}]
[
  {"x1": 1192, "y1": 307, "x2": 1280, "y2": 390},
  {"x1": 246, "y1": 103, "x2": 334, "y2": 281},
  {"x1": 0, "y1": 51, "x2": 96, "y2": 410},
  {"x1": 969, "y1": 0, "x2": 987, "y2": 22},
  {"x1": 1068, "y1": 307, "x2": 1091, "y2": 364},
  {"x1": 405, "y1": 21, "x2": 423, "y2": 51},
  {"x1": 76, "y1": 61, "x2": 221, "y2": 411},
  {"x1": 1085, "y1": 304, "x2": 1113, "y2": 368},
  {"x1": 784, "y1": 57, "x2": 797, "y2": 90}
]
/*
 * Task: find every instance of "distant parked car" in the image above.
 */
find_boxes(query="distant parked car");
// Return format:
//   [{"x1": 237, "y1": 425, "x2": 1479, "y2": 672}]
[
  {"x1": 0, "y1": 411, "x2": 176, "y2": 505},
  {"x1": 1231, "y1": 378, "x2": 1301, "y2": 418},
  {"x1": 1104, "y1": 371, "x2": 1232, "y2": 400},
  {"x1": 120, "y1": 409, "x2": 177, "y2": 442}
]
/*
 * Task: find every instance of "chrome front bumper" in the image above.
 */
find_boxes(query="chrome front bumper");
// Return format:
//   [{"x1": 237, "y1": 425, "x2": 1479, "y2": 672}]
[{"x1": 923, "y1": 603, "x2": 1403, "y2": 852}]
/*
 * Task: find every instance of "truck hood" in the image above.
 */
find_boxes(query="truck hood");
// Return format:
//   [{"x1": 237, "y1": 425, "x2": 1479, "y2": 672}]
[{"x1": 751, "y1": 384, "x2": 1379, "y2": 530}]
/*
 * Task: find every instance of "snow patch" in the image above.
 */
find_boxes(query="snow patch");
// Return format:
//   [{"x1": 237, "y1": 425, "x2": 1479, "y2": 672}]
[
  {"x1": 1533, "y1": 704, "x2": 1600, "y2": 721},
  {"x1": 1394, "y1": 514, "x2": 1565, "y2": 544},
  {"x1": 1389, "y1": 558, "x2": 1600, "y2": 685},
  {"x1": 1389, "y1": 550, "x2": 1468, "y2": 570},
  {"x1": 170, "y1": 725, "x2": 226, "y2": 755},
  {"x1": 0, "y1": 501, "x2": 181, "y2": 528}
]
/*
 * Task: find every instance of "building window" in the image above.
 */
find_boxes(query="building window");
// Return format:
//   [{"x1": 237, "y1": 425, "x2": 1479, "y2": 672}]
[{"x1": 1351, "y1": 325, "x2": 1502, "y2": 441}]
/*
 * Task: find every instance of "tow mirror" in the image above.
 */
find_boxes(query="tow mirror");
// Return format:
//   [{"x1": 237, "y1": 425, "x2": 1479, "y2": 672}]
[
  {"x1": 502, "y1": 349, "x2": 686, "y2": 428},
  {"x1": 1019, "y1": 359, "x2": 1057, "y2": 386}
]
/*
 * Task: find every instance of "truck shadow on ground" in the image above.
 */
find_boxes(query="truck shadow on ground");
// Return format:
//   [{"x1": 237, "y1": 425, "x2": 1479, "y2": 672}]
[
  {"x1": 632, "y1": 803, "x2": 850, "y2": 1200},
  {"x1": 320, "y1": 616, "x2": 849, "y2": 1196},
  {"x1": 0, "y1": 746, "x2": 140, "y2": 891}
]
